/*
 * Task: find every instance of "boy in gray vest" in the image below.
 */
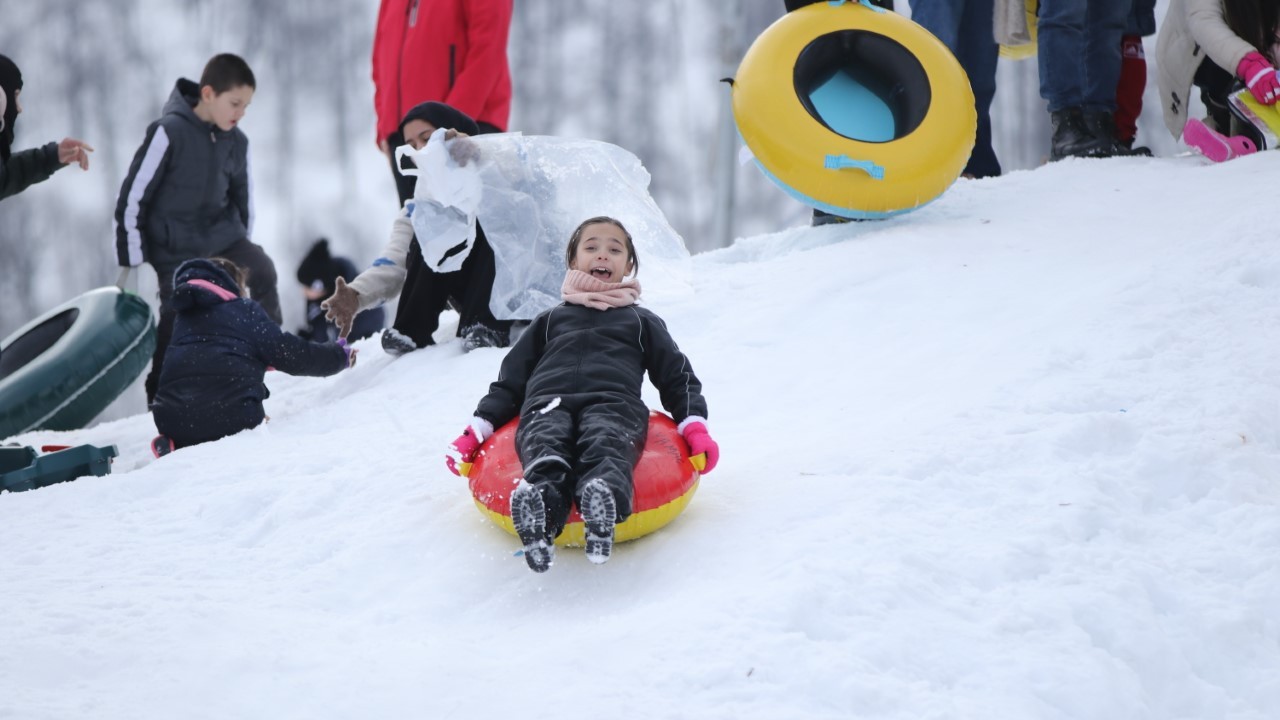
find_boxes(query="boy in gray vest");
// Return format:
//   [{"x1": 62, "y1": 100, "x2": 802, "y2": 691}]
[{"x1": 114, "y1": 53, "x2": 281, "y2": 403}]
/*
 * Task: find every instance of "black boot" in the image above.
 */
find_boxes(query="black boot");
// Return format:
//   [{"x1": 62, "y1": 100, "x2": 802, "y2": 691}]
[
  {"x1": 579, "y1": 478, "x2": 617, "y2": 565},
  {"x1": 511, "y1": 481, "x2": 555, "y2": 573},
  {"x1": 1083, "y1": 109, "x2": 1150, "y2": 157},
  {"x1": 1050, "y1": 107, "x2": 1107, "y2": 161}
]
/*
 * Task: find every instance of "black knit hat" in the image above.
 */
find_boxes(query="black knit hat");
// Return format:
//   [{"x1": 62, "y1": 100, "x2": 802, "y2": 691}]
[
  {"x1": 296, "y1": 238, "x2": 337, "y2": 288},
  {"x1": 0, "y1": 54, "x2": 22, "y2": 162},
  {"x1": 398, "y1": 101, "x2": 479, "y2": 138}
]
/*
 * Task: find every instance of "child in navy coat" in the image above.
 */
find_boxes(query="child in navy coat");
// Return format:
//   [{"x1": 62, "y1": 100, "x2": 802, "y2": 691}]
[
  {"x1": 150, "y1": 257, "x2": 355, "y2": 454},
  {"x1": 445, "y1": 216, "x2": 719, "y2": 572}
]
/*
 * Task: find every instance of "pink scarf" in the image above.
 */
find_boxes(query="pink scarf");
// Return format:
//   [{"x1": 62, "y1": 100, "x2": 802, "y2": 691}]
[{"x1": 561, "y1": 269, "x2": 641, "y2": 310}]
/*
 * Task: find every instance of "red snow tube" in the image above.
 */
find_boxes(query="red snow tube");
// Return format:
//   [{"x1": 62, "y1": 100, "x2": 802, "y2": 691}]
[{"x1": 467, "y1": 411, "x2": 700, "y2": 546}]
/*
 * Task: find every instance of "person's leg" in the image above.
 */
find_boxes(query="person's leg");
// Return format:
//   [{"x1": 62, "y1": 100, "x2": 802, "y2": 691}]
[
  {"x1": 1113, "y1": 33, "x2": 1146, "y2": 145},
  {"x1": 512, "y1": 403, "x2": 578, "y2": 572},
  {"x1": 573, "y1": 398, "x2": 648, "y2": 524},
  {"x1": 218, "y1": 238, "x2": 282, "y2": 325},
  {"x1": 955, "y1": 0, "x2": 1001, "y2": 177},
  {"x1": 909, "y1": 1, "x2": 961, "y2": 48},
  {"x1": 451, "y1": 233, "x2": 513, "y2": 349},
  {"x1": 573, "y1": 398, "x2": 648, "y2": 563},
  {"x1": 1193, "y1": 56, "x2": 1238, "y2": 133},
  {"x1": 388, "y1": 237, "x2": 449, "y2": 349},
  {"x1": 1081, "y1": 0, "x2": 1131, "y2": 112},
  {"x1": 1039, "y1": 0, "x2": 1109, "y2": 159},
  {"x1": 1037, "y1": 0, "x2": 1088, "y2": 112},
  {"x1": 144, "y1": 263, "x2": 178, "y2": 404}
]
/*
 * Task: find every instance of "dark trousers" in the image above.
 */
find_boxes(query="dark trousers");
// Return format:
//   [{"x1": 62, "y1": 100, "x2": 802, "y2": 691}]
[
  {"x1": 145, "y1": 238, "x2": 282, "y2": 403},
  {"x1": 910, "y1": 0, "x2": 1001, "y2": 178},
  {"x1": 392, "y1": 230, "x2": 511, "y2": 348},
  {"x1": 514, "y1": 394, "x2": 649, "y2": 540}
]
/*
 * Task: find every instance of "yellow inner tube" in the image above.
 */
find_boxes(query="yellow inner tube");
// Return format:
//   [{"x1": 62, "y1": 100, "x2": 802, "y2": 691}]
[{"x1": 733, "y1": 1, "x2": 976, "y2": 217}]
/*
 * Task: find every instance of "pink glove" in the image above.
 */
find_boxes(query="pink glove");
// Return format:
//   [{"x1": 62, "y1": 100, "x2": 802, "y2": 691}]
[
  {"x1": 680, "y1": 419, "x2": 720, "y2": 474},
  {"x1": 1238, "y1": 51, "x2": 1280, "y2": 105},
  {"x1": 445, "y1": 419, "x2": 493, "y2": 477}
]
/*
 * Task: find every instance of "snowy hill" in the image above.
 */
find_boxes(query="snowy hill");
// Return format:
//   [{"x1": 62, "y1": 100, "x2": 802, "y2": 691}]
[{"x1": 3, "y1": 154, "x2": 1280, "y2": 720}]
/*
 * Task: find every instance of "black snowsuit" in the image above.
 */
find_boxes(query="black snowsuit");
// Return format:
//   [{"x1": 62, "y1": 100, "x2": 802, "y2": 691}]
[
  {"x1": 151, "y1": 259, "x2": 347, "y2": 449},
  {"x1": 114, "y1": 78, "x2": 281, "y2": 402},
  {"x1": 474, "y1": 301, "x2": 708, "y2": 539}
]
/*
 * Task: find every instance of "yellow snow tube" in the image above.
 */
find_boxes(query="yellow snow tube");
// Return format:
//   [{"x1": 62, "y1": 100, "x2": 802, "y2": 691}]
[{"x1": 732, "y1": 0, "x2": 976, "y2": 219}]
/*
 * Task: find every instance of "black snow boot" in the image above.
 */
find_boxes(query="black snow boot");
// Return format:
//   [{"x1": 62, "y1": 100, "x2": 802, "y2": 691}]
[
  {"x1": 380, "y1": 328, "x2": 418, "y2": 356},
  {"x1": 1049, "y1": 107, "x2": 1107, "y2": 161},
  {"x1": 511, "y1": 481, "x2": 555, "y2": 573},
  {"x1": 579, "y1": 478, "x2": 617, "y2": 565},
  {"x1": 1083, "y1": 109, "x2": 1148, "y2": 157}
]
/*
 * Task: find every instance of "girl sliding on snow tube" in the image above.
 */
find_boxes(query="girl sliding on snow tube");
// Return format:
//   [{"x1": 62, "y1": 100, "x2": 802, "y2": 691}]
[{"x1": 445, "y1": 216, "x2": 720, "y2": 573}]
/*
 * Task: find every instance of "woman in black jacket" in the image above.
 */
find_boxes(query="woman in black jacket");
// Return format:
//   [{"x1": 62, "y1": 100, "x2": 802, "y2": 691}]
[
  {"x1": 150, "y1": 258, "x2": 355, "y2": 455},
  {"x1": 0, "y1": 54, "x2": 92, "y2": 201},
  {"x1": 445, "y1": 217, "x2": 720, "y2": 572}
]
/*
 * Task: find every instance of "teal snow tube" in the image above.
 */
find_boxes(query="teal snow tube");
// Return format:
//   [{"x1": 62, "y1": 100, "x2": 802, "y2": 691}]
[{"x1": 0, "y1": 287, "x2": 156, "y2": 439}]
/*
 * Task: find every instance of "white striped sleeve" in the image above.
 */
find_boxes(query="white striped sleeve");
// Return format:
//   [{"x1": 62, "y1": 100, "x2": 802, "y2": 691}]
[{"x1": 117, "y1": 125, "x2": 170, "y2": 267}]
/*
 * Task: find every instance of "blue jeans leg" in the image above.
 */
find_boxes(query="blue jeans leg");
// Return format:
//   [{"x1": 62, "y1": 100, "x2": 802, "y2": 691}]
[
  {"x1": 1039, "y1": 0, "x2": 1133, "y2": 112},
  {"x1": 911, "y1": 0, "x2": 1001, "y2": 177},
  {"x1": 1082, "y1": 0, "x2": 1132, "y2": 111},
  {"x1": 1037, "y1": 0, "x2": 1088, "y2": 111}
]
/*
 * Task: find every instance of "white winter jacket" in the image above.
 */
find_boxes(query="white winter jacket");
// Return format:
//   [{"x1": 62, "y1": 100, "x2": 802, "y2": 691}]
[
  {"x1": 347, "y1": 204, "x2": 414, "y2": 312},
  {"x1": 1156, "y1": 0, "x2": 1258, "y2": 138}
]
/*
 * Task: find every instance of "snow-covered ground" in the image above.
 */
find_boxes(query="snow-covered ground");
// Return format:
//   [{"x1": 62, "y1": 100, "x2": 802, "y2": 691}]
[{"x1": 3, "y1": 152, "x2": 1279, "y2": 719}]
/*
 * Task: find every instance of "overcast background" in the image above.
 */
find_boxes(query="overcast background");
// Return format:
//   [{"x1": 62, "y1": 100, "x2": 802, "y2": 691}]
[{"x1": 0, "y1": 0, "x2": 1182, "y2": 342}]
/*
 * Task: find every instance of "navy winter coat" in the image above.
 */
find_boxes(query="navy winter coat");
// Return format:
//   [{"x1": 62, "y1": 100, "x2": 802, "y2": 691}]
[{"x1": 151, "y1": 259, "x2": 348, "y2": 447}]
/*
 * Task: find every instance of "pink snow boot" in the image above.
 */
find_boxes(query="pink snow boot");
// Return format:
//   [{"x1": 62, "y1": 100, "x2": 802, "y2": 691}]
[{"x1": 1182, "y1": 117, "x2": 1257, "y2": 163}]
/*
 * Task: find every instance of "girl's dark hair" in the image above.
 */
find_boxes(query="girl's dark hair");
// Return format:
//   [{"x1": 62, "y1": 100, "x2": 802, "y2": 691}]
[
  {"x1": 565, "y1": 216, "x2": 639, "y2": 276},
  {"x1": 1224, "y1": 0, "x2": 1280, "y2": 55},
  {"x1": 200, "y1": 53, "x2": 256, "y2": 94},
  {"x1": 208, "y1": 257, "x2": 249, "y2": 293}
]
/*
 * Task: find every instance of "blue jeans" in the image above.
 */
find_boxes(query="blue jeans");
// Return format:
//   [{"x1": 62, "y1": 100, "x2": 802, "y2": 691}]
[
  {"x1": 911, "y1": 0, "x2": 1001, "y2": 178},
  {"x1": 1037, "y1": 0, "x2": 1133, "y2": 112}
]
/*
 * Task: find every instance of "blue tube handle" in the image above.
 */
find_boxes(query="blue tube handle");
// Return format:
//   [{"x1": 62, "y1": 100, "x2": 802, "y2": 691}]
[
  {"x1": 826, "y1": 0, "x2": 887, "y2": 12},
  {"x1": 824, "y1": 154, "x2": 885, "y2": 180}
]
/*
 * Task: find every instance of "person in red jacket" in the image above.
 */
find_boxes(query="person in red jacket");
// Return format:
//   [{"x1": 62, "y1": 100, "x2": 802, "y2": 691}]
[{"x1": 372, "y1": 0, "x2": 513, "y2": 204}]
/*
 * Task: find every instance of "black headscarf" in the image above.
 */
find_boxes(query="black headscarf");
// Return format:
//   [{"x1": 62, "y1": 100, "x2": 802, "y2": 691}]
[
  {"x1": 397, "y1": 101, "x2": 479, "y2": 138},
  {"x1": 0, "y1": 54, "x2": 22, "y2": 163}
]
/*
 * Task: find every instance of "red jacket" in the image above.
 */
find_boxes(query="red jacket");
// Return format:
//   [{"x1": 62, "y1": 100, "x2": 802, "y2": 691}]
[{"x1": 372, "y1": 0, "x2": 513, "y2": 144}]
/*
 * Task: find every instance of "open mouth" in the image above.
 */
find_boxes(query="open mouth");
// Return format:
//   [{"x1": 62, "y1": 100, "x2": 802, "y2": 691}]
[{"x1": 590, "y1": 267, "x2": 612, "y2": 279}]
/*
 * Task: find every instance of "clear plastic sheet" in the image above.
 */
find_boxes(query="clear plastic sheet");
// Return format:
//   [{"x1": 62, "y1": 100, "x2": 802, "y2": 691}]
[{"x1": 405, "y1": 132, "x2": 693, "y2": 320}]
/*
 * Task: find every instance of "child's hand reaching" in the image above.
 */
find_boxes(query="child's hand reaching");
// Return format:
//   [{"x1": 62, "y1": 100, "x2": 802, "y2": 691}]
[
  {"x1": 446, "y1": 418, "x2": 494, "y2": 477},
  {"x1": 321, "y1": 277, "x2": 360, "y2": 338},
  {"x1": 1239, "y1": 51, "x2": 1280, "y2": 105},
  {"x1": 336, "y1": 338, "x2": 358, "y2": 368},
  {"x1": 680, "y1": 418, "x2": 720, "y2": 474}
]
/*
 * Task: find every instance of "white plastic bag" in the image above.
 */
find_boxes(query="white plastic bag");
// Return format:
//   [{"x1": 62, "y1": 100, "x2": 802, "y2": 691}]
[{"x1": 395, "y1": 127, "x2": 482, "y2": 273}]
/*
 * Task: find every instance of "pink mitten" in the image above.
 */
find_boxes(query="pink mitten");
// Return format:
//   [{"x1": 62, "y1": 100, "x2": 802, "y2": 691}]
[
  {"x1": 445, "y1": 418, "x2": 493, "y2": 477},
  {"x1": 1238, "y1": 51, "x2": 1280, "y2": 105},
  {"x1": 680, "y1": 418, "x2": 720, "y2": 474}
]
